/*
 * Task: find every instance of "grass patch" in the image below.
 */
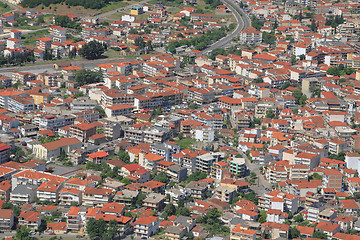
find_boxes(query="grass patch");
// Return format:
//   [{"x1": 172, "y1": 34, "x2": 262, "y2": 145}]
[
  {"x1": 100, "y1": 1, "x2": 132, "y2": 12},
  {"x1": 22, "y1": 29, "x2": 49, "y2": 47},
  {"x1": 175, "y1": 138, "x2": 196, "y2": 150},
  {"x1": 0, "y1": 2, "x2": 11, "y2": 14}
]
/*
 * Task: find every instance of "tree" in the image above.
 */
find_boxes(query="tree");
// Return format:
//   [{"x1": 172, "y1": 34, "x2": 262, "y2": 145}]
[
  {"x1": 104, "y1": 219, "x2": 119, "y2": 240},
  {"x1": 265, "y1": 109, "x2": 274, "y2": 118},
  {"x1": 177, "y1": 207, "x2": 191, "y2": 216},
  {"x1": 294, "y1": 214, "x2": 303, "y2": 222},
  {"x1": 258, "y1": 210, "x2": 266, "y2": 223},
  {"x1": 15, "y1": 227, "x2": 34, "y2": 240},
  {"x1": 163, "y1": 203, "x2": 176, "y2": 217},
  {"x1": 79, "y1": 41, "x2": 106, "y2": 60},
  {"x1": 310, "y1": 19, "x2": 317, "y2": 32},
  {"x1": 154, "y1": 172, "x2": 169, "y2": 184},
  {"x1": 94, "y1": 106, "x2": 105, "y2": 118},
  {"x1": 289, "y1": 227, "x2": 300, "y2": 239},
  {"x1": 292, "y1": 89, "x2": 307, "y2": 106},
  {"x1": 118, "y1": 150, "x2": 130, "y2": 163},
  {"x1": 313, "y1": 230, "x2": 328, "y2": 240},
  {"x1": 87, "y1": 218, "x2": 107, "y2": 239},
  {"x1": 75, "y1": 69, "x2": 102, "y2": 86}
]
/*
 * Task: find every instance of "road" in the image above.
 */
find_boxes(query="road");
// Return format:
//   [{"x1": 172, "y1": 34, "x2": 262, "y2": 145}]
[
  {"x1": 238, "y1": 149, "x2": 272, "y2": 197},
  {"x1": 201, "y1": 0, "x2": 251, "y2": 55},
  {"x1": 0, "y1": 0, "x2": 21, "y2": 11}
]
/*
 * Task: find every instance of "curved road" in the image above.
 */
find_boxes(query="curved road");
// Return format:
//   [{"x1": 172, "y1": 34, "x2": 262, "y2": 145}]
[{"x1": 201, "y1": 0, "x2": 251, "y2": 55}]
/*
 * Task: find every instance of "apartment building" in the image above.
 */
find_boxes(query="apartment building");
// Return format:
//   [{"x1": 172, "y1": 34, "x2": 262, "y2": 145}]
[
  {"x1": 101, "y1": 90, "x2": 134, "y2": 107},
  {"x1": 240, "y1": 27, "x2": 262, "y2": 45},
  {"x1": 11, "y1": 169, "x2": 67, "y2": 190},
  {"x1": 0, "y1": 209, "x2": 13, "y2": 231},
  {"x1": 82, "y1": 187, "x2": 113, "y2": 207},
  {"x1": 293, "y1": 152, "x2": 320, "y2": 170},
  {"x1": 59, "y1": 187, "x2": 82, "y2": 205},
  {"x1": 35, "y1": 114, "x2": 75, "y2": 131},
  {"x1": 0, "y1": 180, "x2": 11, "y2": 201},
  {"x1": 67, "y1": 207, "x2": 82, "y2": 231},
  {"x1": 18, "y1": 211, "x2": 41, "y2": 230},
  {"x1": 70, "y1": 123, "x2": 97, "y2": 142},
  {"x1": 213, "y1": 186, "x2": 236, "y2": 203},
  {"x1": 188, "y1": 87, "x2": 215, "y2": 105},
  {"x1": 105, "y1": 104, "x2": 134, "y2": 117},
  {"x1": 258, "y1": 190, "x2": 298, "y2": 213},
  {"x1": 185, "y1": 181, "x2": 208, "y2": 199},
  {"x1": 36, "y1": 181, "x2": 63, "y2": 202},
  {"x1": 142, "y1": 193, "x2": 166, "y2": 210},
  {"x1": 7, "y1": 95, "x2": 34, "y2": 113},
  {"x1": 322, "y1": 169, "x2": 343, "y2": 191},
  {"x1": 134, "y1": 216, "x2": 159, "y2": 238}
]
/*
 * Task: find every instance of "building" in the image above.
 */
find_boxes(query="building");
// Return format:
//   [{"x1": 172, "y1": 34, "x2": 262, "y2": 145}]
[
  {"x1": 33, "y1": 137, "x2": 82, "y2": 160},
  {"x1": 230, "y1": 223, "x2": 256, "y2": 240},
  {"x1": 134, "y1": 216, "x2": 159, "y2": 238},
  {"x1": 82, "y1": 187, "x2": 113, "y2": 207},
  {"x1": 0, "y1": 209, "x2": 14, "y2": 230}
]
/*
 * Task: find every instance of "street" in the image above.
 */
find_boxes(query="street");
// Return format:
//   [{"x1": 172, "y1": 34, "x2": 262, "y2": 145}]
[
  {"x1": 200, "y1": 0, "x2": 251, "y2": 55},
  {"x1": 238, "y1": 149, "x2": 272, "y2": 197}
]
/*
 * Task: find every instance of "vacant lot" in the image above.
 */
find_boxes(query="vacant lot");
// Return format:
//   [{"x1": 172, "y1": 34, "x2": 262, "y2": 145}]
[{"x1": 22, "y1": 29, "x2": 48, "y2": 47}]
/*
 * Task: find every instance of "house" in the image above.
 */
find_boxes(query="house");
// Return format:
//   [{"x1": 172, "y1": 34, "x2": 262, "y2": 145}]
[
  {"x1": 142, "y1": 193, "x2": 166, "y2": 210},
  {"x1": 47, "y1": 222, "x2": 67, "y2": 234},
  {"x1": 230, "y1": 223, "x2": 256, "y2": 240},
  {"x1": 316, "y1": 221, "x2": 340, "y2": 238},
  {"x1": 18, "y1": 211, "x2": 41, "y2": 230}
]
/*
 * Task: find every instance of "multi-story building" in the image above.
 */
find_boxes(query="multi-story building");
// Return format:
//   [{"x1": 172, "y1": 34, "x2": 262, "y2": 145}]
[
  {"x1": 227, "y1": 157, "x2": 247, "y2": 177},
  {"x1": 82, "y1": 187, "x2": 113, "y2": 207},
  {"x1": 134, "y1": 216, "x2": 159, "y2": 238},
  {"x1": 35, "y1": 114, "x2": 75, "y2": 131},
  {"x1": 59, "y1": 187, "x2": 82, "y2": 205},
  {"x1": 67, "y1": 207, "x2": 82, "y2": 231},
  {"x1": 7, "y1": 95, "x2": 34, "y2": 113},
  {"x1": 188, "y1": 87, "x2": 215, "y2": 105},
  {"x1": 36, "y1": 181, "x2": 63, "y2": 202},
  {"x1": 0, "y1": 142, "x2": 10, "y2": 164},
  {"x1": 240, "y1": 27, "x2": 262, "y2": 45},
  {"x1": 101, "y1": 90, "x2": 134, "y2": 108},
  {"x1": 70, "y1": 123, "x2": 97, "y2": 142},
  {"x1": 18, "y1": 211, "x2": 41, "y2": 230},
  {"x1": 185, "y1": 181, "x2": 208, "y2": 199},
  {"x1": 0, "y1": 209, "x2": 14, "y2": 230},
  {"x1": 142, "y1": 193, "x2": 166, "y2": 210},
  {"x1": 322, "y1": 169, "x2": 343, "y2": 191},
  {"x1": 105, "y1": 104, "x2": 134, "y2": 117},
  {"x1": 213, "y1": 186, "x2": 236, "y2": 203},
  {"x1": 11, "y1": 169, "x2": 67, "y2": 190}
]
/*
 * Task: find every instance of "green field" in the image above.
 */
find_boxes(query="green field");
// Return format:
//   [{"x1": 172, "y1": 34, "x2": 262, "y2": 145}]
[
  {"x1": 175, "y1": 138, "x2": 196, "y2": 150},
  {"x1": 22, "y1": 29, "x2": 49, "y2": 47}
]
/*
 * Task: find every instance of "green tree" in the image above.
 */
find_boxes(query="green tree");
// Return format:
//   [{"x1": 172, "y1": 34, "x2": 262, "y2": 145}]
[
  {"x1": 177, "y1": 207, "x2": 191, "y2": 216},
  {"x1": 104, "y1": 219, "x2": 119, "y2": 240},
  {"x1": 75, "y1": 69, "x2": 102, "y2": 86},
  {"x1": 94, "y1": 106, "x2": 105, "y2": 118},
  {"x1": 294, "y1": 214, "x2": 303, "y2": 222},
  {"x1": 313, "y1": 230, "x2": 328, "y2": 239},
  {"x1": 153, "y1": 172, "x2": 169, "y2": 184},
  {"x1": 162, "y1": 203, "x2": 176, "y2": 217},
  {"x1": 289, "y1": 227, "x2": 300, "y2": 239},
  {"x1": 79, "y1": 41, "x2": 106, "y2": 60},
  {"x1": 86, "y1": 218, "x2": 107, "y2": 239},
  {"x1": 118, "y1": 150, "x2": 130, "y2": 163},
  {"x1": 265, "y1": 109, "x2": 274, "y2": 118},
  {"x1": 292, "y1": 89, "x2": 307, "y2": 106},
  {"x1": 15, "y1": 227, "x2": 34, "y2": 240},
  {"x1": 258, "y1": 210, "x2": 266, "y2": 223}
]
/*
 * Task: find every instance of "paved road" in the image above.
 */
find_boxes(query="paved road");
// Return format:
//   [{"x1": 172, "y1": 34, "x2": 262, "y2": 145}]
[
  {"x1": 238, "y1": 149, "x2": 272, "y2": 197},
  {"x1": 201, "y1": 0, "x2": 251, "y2": 55},
  {"x1": 0, "y1": 0, "x2": 21, "y2": 11}
]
